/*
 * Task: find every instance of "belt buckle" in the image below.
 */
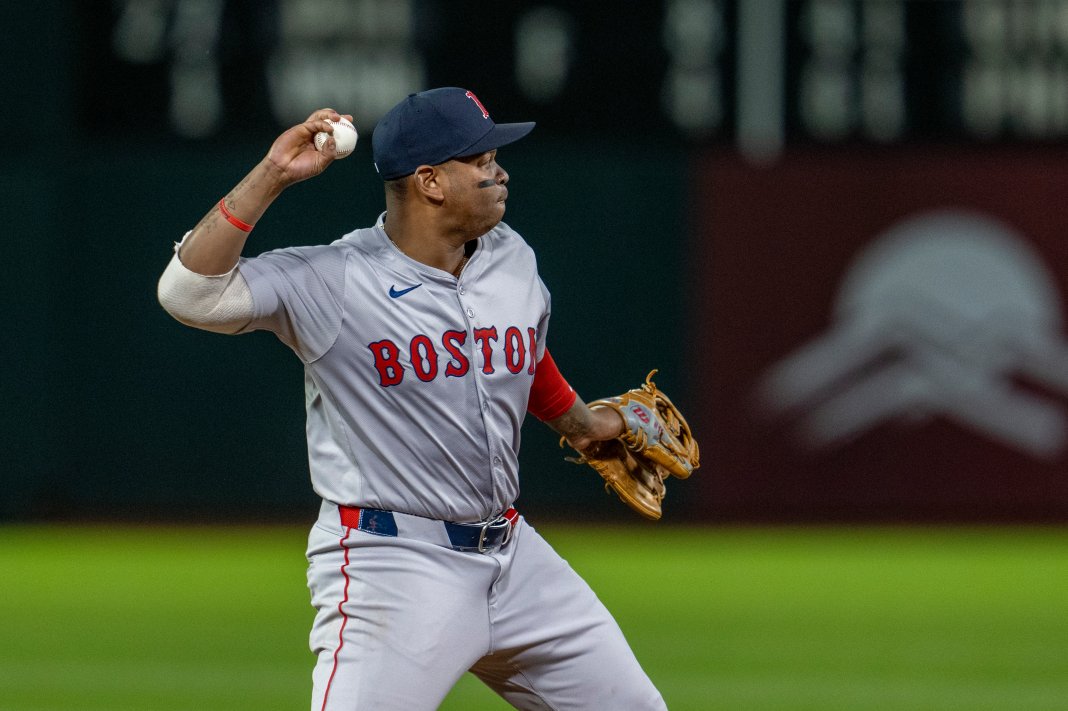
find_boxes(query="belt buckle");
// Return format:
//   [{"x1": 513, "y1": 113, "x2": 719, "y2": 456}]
[
  {"x1": 476, "y1": 516, "x2": 511, "y2": 553},
  {"x1": 476, "y1": 519, "x2": 496, "y2": 553}
]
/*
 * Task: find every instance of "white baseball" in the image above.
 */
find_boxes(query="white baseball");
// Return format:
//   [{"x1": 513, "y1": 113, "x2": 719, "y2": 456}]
[{"x1": 314, "y1": 118, "x2": 358, "y2": 159}]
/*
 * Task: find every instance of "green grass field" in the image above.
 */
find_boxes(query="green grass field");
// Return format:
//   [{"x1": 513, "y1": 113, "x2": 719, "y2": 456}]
[{"x1": 1, "y1": 524, "x2": 1066, "y2": 711}]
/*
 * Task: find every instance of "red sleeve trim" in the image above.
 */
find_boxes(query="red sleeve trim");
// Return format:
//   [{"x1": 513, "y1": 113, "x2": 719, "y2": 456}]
[{"x1": 527, "y1": 348, "x2": 577, "y2": 421}]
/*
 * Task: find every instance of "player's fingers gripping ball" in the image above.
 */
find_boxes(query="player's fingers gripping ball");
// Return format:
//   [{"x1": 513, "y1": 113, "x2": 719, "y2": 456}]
[
  {"x1": 314, "y1": 118, "x2": 358, "y2": 159},
  {"x1": 564, "y1": 370, "x2": 700, "y2": 520}
]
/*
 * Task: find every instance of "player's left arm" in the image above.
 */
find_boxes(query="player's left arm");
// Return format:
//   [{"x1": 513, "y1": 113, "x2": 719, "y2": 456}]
[
  {"x1": 528, "y1": 349, "x2": 624, "y2": 448},
  {"x1": 547, "y1": 399, "x2": 625, "y2": 450}
]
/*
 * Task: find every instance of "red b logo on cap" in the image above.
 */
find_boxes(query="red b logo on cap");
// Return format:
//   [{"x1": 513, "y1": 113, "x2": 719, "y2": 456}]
[{"x1": 465, "y1": 91, "x2": 490, "y2": 119}]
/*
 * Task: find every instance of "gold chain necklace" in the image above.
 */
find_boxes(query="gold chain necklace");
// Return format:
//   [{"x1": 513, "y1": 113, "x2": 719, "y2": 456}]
[{"x1": 452, "y1": 255, "x2": 468, "y2": 277}]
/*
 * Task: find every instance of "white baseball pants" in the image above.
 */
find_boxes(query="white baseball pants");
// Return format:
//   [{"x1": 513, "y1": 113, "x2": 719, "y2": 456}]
[{"x1": 305, "y1": 505, "x2": 667, "y2": 710}]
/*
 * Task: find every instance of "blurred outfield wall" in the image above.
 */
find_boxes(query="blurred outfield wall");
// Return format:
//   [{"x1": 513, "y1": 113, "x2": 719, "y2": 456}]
[
  {"x1": 8, "y1": 2, "x2": 1068, "y2": 524},
  {"x1": 1, "y1": 2, "x2": 697, "y2": 523},
  {"x1": 15, "y1": 137, "x2": 1068, "y2": 525},
  {"x1": 690, "y1": 146, "x2": 1068, "y2": 523},
  {"x1": 0, "y1": 135, "x2": 690, "y2": 522}
]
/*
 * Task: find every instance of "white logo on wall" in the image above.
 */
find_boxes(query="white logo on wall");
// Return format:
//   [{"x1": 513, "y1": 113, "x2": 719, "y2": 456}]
[{"x1": 756, "y1": 209, "x2": 1068, "y2": 459}]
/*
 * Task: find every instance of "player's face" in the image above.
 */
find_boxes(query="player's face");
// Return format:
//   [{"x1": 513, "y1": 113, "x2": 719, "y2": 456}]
[{"x1": 441, "y1": 149, "x2": 510, "y2": 234}]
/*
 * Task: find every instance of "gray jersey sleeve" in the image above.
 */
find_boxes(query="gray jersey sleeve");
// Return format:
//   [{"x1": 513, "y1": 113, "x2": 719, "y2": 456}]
[{"x1": 237, "y1": 245, "x2": 350, "y2": 363}]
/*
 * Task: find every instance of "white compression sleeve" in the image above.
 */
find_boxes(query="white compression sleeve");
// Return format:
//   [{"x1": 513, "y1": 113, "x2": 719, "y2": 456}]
[{"x1": 157, "y1": 234, "x2": 255, "y2": 334}]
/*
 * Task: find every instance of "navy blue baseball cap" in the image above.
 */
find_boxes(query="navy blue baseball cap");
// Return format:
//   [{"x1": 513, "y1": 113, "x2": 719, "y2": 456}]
[{"x1": 372, "y1": 87, "x2": 535, "y2": 180}]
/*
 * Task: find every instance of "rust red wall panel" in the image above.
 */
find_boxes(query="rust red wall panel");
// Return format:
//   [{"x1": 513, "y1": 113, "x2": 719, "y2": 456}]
[{"x1": 691, "y1": 147, "x2": 1068, "y2": 522}]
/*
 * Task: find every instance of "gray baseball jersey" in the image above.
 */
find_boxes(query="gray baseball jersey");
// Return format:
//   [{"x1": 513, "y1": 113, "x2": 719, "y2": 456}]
[
  {"x1": 163, "y1": 215, "x2": 667, "y2": 710},
  {"x1": 237, "y1": 216, "x2": 549, "y2": 522}
]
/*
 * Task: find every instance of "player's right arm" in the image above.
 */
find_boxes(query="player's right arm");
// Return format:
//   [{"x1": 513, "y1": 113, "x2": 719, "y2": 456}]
[
  {"x1": 158, "y1": 109, "x2": 351, "y2": 333},
  {"x1": 178, "y1": 109, "x2": 351, "y2": 275}
]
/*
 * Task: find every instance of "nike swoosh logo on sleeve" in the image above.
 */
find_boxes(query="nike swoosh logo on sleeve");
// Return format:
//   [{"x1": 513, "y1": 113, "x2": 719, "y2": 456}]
[{"x1": 389, "y1": 284, "x2": 422, "y2": 298}]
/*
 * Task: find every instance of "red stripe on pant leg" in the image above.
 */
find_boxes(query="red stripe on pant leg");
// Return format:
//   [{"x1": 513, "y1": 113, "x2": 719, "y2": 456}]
[{"x1": 320, "y1": 526, "x2": 353, "y2": 711}]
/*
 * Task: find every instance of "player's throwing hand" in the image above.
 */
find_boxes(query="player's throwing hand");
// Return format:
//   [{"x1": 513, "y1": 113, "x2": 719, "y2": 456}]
[{"x1": 264, "y1": 109, "x2": 355, "y2": 186}]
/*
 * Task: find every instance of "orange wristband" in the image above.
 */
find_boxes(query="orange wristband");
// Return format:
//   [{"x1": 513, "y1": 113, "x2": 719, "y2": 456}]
[{"x1": 218, "y1": 199, "x2": 254, "y2": 232}]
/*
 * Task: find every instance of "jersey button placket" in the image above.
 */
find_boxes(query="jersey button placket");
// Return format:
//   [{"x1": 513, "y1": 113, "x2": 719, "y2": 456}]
[{"x1": 458, "y1": 293, "x2": 499, "y2": 505}]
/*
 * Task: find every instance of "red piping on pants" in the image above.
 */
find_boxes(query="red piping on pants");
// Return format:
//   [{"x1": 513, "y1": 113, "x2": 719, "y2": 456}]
[{"x1": 320, "y1": 526, "x2": 353, "y2": 711}]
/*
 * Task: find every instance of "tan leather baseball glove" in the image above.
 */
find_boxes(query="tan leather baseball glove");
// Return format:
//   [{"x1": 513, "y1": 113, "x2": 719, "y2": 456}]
[{"x1": 564, "y1": 370, "x2": 699, "y2": 520}]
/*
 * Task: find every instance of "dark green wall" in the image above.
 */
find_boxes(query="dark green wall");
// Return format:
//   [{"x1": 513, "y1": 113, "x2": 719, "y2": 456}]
[
  {"x1": 2, "y1": 135, "x2": 690, "y2": 522},
  {"x1": 0, "y1": 4, "x2": 693, "y2": 522}
]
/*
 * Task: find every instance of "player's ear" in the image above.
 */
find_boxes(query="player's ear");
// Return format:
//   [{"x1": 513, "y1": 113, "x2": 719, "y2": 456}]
[{"x1": 412, "y1": 165, "x2": 445, "y2": 203}]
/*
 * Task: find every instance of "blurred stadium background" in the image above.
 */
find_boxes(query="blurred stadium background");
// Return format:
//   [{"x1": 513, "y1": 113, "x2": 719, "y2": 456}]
[{"x1": 3, "y1": 1, "x2": 1068, "y2": 709}]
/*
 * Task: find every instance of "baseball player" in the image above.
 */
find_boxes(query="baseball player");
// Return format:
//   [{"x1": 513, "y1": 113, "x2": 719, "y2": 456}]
[{"x1": 157, "y1": 87, "x2": 666, "y2": 710}]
